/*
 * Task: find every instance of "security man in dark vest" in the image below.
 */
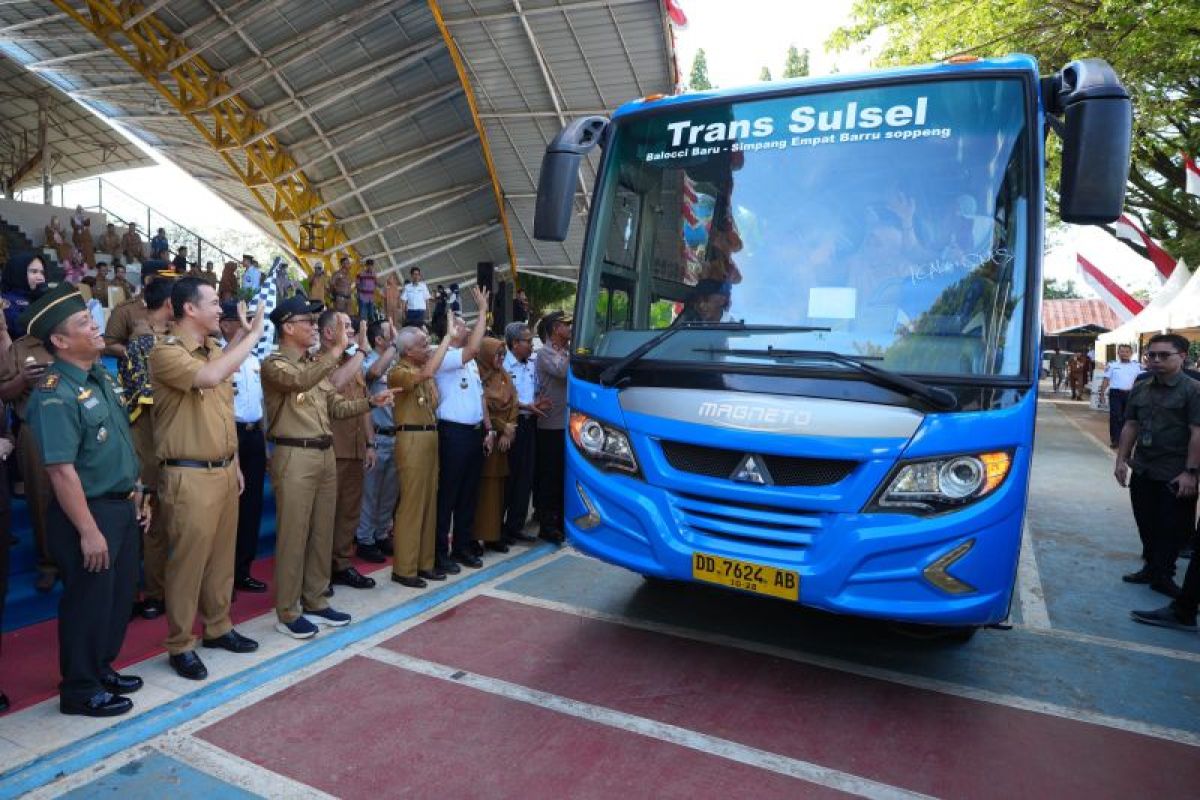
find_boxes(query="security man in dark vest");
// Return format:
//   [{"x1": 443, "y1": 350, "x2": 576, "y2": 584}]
[{"x1": 24, "y1": 283, "x2": 148, "y2": 717}]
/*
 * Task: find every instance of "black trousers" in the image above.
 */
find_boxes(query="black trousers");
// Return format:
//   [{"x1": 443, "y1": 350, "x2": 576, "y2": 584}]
[
  {"x1": 1129, "y1": 472, "x2": 1196, "y2": 579},
  {"x1": 0, "y1": 461, "x2": 9, "y2": 655},
  {"x1": 235, "y1": 423, "x2": 267, "y2": 580},
  {"x1": 502, "y1": 415, "x2": 537, "y2": 539},
  {"x1": 47, "y1": 496, "x2": 139, "y2": 703},
  {"x1": 435, "y1": 421, "x2": 484, "y2": 561},
  {"x1": 1176, "y1": 546, "x2": 1200, "y2": 618},
  {"x1": 1108, "y1": 389, "x2": 1129, "y2": 445},
  {"x1": 536, "y1": 428, "x2": 566, "y2": 532}
]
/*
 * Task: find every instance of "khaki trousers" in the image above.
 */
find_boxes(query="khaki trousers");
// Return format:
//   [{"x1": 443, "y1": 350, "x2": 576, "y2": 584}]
[
  {"x1": 130, "y1": 411, "x2": 166, "y2": 600},
  {"x1": 392, "y1": 431, "x2": 438, "y2": 578},
  {"x1": 17, "y1": 425, "x2": 55, "y2": 578},
  {"x1": 272, "y1": 446, "x2": 337, "y2": 623},
  {"x1": 332, "y1": 458, "x2": 365, "y2": 572},
  {"x1": 160, "y1": 463, "x2": 238, "y2": 654}
]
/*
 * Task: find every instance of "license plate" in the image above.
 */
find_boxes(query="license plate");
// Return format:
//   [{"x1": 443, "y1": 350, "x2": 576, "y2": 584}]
[{"x1": 691, "y1": 552, "x2": 799, "y2": 601}]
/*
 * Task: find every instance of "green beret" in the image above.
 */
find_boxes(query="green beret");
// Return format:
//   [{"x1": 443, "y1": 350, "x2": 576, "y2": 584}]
[{"x1": 20, "y1": 282, "x2": 88, "y2": 341}]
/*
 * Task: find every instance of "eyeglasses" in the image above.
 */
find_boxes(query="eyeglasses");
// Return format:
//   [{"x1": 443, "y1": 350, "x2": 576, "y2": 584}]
[
  {"x1": 1145, "y1": 350, "x2": 1180, "y2": 361},
  {"x1": 288, "y1": 316, "x2": 317, "y2": 325}
]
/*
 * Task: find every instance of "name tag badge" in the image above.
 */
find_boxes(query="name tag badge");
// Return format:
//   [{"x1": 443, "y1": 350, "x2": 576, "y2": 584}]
[{"x1": 83, "y1": 397, "x2": 100, "y2": 409}]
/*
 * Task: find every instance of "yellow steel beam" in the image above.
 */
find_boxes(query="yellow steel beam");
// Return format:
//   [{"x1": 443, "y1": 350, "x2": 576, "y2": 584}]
[
  {"x1": 427, "y1": 0, "x2": 522, "y2": 294},
  {"x1": 49, "y1": 0, "x2": 359, "y2": 275}
]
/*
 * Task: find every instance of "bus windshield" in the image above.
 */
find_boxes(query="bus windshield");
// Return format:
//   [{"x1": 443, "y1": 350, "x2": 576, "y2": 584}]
[{"x1": 578, "y1": 77, "x2": 1033, "y2": 380}]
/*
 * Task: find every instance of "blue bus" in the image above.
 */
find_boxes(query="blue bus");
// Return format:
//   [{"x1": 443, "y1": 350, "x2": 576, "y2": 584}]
[{"x1": 533, "y1": 55, "x2": 1131, "y2": 636}]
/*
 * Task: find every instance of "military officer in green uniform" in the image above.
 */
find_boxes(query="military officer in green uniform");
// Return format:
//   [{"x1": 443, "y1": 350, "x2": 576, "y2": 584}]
[{"x1": 24, "y1": 284, "x2": 149, "y2": 717}]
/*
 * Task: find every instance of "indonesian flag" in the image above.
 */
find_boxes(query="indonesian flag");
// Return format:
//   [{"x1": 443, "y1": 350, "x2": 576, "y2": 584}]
[
  {"x1": 665, "y1": 0, "x2": 687, "y2": 27},
  {"x1": 1110, "y1": 212, "x2": 1177, "y2": 280},
  {"x1": 1077, "y1": 253, "x2": 1143, "y2": 321},
  {"x1": 1186, "y1": 153, "x2": 1200, "y2": 198}
]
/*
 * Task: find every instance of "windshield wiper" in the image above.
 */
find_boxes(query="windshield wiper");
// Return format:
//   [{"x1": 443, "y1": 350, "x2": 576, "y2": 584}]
[
  {"x1": 704, "y1": 347, "x2": 958, "y2": 411},
  {"x1": 597, "y1": 322, "x2": 831, "y2": 387}
]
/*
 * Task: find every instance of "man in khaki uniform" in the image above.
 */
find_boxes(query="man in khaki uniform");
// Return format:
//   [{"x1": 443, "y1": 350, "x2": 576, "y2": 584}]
[
  {"x1": 388, "y1": 325, "x2": 453, "y2": 587},
  {"x1": 0, "y1": 313, "x2": 56, "y2": 590},
  {"x1": 262, "y1": 296, "x2": 394, "y2": 639},
  {"x1": 151, "y1": 277, "x2": 266, "y2": 680},
  {"x1": 105, "y1": 267, "x2": 177, "y2": 618},
  {"x1": 324, "y1": 312, "x2": 377, "y2": 591}
]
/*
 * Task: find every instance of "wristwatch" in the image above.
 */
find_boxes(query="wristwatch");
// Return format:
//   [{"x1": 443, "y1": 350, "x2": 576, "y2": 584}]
[{"x1": 345, "y1": 343, "x2": 359, "y2": 357}]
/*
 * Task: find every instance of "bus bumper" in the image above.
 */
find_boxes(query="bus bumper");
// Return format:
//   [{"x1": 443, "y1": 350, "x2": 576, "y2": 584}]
[{"x1": 564, "y1": 449, "x2": 1024, "y2": 627}]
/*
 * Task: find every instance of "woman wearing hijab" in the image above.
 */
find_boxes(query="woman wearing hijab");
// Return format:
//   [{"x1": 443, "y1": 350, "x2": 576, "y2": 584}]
[
  {"x1": 44, "y1": 216, "x2": 71, "y2": 264},
  {"x1": 70, "y1": 206, "x2": 95, "y2": 266},
  {"x1": 2, "y1": 253, "x2": 47, "y2": 336},
  {"x1": 472, "y1": 337, "x2": 518, "y2": 552}
]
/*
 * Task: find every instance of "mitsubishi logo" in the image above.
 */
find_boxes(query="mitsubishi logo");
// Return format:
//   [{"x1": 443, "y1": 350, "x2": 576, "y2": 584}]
[{"x1": 731, "y1": 454, "x2": 773, "y2": 485}]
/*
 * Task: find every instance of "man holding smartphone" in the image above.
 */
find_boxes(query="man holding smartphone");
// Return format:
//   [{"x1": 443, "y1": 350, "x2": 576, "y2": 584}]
[{"x1": 1113, "y1": 333, "x2": 1200, "y2": 600}]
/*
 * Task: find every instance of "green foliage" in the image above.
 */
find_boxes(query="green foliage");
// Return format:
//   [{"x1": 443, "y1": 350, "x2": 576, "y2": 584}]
[
  {"x1": 519, "y1": 272, "x2": 575, "y2": 322},
  {"x1": 783, "y1": 45, "x2": 810, "y2": 78},
  {"x1": 759, "y1": 66, "x2": 773, "y2": 82},
  {"x1": 830, "y1": 0, "x2": 1200, "y2": 265},
  {"x1": 1043, "y1": 277, "x2": 1082, "y2": 299},
  {"x1": 688, "y1": 48, "x2": 714, "y2": 90}
]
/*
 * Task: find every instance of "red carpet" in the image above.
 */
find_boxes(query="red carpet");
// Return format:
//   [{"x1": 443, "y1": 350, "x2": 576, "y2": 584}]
[{"x1": 0, "y1": 555, "x2": 374, "y2": 714}]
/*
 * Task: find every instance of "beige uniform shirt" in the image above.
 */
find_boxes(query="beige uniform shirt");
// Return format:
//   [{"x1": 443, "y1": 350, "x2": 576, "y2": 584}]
[
  {"x1": 262, "y1": 346, "x2": 370, "y2": 440},
  {"x1": 387, "y1": 362, "x2": 439, "y2": 427},
  {"x1": 0, "y1": 336, "x2": 54, "y2": 421},
  {"x1": 149, "y1": 330, "x2": 238, "y2": 462},
  {"x1": 106, "y1": 298, "x2": 166, "y2": 346},
  {"x1": 330, "y1": 361, "x2": 368, "y2": 459}
]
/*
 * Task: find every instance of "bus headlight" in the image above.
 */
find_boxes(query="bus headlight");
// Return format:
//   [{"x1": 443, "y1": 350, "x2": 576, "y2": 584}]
[
  {"x1": 866, "y1": 451, "x2": 1012, "y2": 514},
  {"x1": 569, "y1": 412, "x2": 639, "y2": 474}
]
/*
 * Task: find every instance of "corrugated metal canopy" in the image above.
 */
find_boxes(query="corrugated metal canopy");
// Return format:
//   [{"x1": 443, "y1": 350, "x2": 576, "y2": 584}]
[
  {"x1": 0, "y1": 50, "x2": 152, "y2": 191},
  {"x1": 0, "y1": 0, "x2": 677, "y2": 289}
]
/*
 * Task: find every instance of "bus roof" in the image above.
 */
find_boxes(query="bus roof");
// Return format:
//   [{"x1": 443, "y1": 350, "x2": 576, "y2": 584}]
[{"x1": 612, "y1": 53, "x2": 1040, "y2": 120}]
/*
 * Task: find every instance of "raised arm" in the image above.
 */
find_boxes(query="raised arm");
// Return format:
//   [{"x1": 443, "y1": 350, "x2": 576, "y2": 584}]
[{"x1": 458, "y1": 286, "x2": 490, "y2": 364}]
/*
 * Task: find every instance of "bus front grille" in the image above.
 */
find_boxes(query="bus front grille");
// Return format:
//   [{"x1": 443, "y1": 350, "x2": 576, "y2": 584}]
[
  {"x1": 659, "y1": 440, "x2": 856, "y2": 487},
  {"x1": 672, "y1": 492, "x2": 822, "y2": 550}
]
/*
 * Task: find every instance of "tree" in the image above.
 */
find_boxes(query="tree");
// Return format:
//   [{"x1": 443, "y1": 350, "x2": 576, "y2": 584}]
[
  {"x1": 830, "y1": 1, "x2": 1200, "y2": 266},
  {"x1": 759, "y1": 66, "x2": 772, "y2": 82},
  {"x1": 688, "y1": 48, "x2": 713, "y2": 91},
  {"x1": 1043, "y1": 277, "x2": 1082, "y2": 299},
  {"x1": 782, "y1": 45, "x2": 809, "y2": 78},
  {"x1": 519, "y1": 273, "x2": 575, "y2": 323}
]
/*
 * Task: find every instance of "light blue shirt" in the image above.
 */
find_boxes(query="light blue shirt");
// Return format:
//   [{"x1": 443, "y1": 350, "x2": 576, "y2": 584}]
[
  {"x1": 434, "y1": 348, "x2": 484, "y2": 425},
  {"x1": 503, "y1": 350, "x2": 536, "y2": 408},
  {"x1": 363, "y1": 349, "x2": 396, "y2": 430},
  {"x1": 242, "y1": 265, "x2": 261, "y2": 292},
  {"x1": 230, "y1": 347, "x2": 263, "y2": 423}
]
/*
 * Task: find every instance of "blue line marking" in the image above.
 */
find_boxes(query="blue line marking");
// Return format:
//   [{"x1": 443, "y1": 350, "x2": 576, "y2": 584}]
[{"x1": 0, "y1": 544, "x2": 554, "y2": 799}]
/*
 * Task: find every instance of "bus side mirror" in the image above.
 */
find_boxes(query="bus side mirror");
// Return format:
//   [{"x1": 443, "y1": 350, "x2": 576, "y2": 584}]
[
  {"x1": 1045, "y1": 59, "x2": 1132, "y2": 225},
  {"x1": 534, "y1": 116, "x2": 608, "y2": 242}
]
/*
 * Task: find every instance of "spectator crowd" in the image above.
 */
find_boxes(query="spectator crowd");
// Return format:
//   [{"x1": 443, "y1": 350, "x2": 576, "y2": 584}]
[{"x1": 0, "y1": 241, "x2": 571, "y2": 719}]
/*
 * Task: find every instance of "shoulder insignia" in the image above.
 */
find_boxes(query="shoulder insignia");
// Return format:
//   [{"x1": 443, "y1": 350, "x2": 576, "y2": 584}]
[{"x1": 38, "y1": 373, "x2": 59, "y2": 391}]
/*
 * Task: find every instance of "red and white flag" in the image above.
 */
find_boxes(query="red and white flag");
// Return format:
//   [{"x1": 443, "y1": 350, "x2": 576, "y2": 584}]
[
  {"x1": 1077, "y1": 254, "x2": 1143, "y2": 321},
  {"x1": 1185, "y1": 153, "x2": 1200, "y2": 198},
  {"x1": 665, "y1": 0, "x2": 688, "y2": 27},
  {"x1": 1110, "y1": 212, "x2": 1177, "y2": 280}
]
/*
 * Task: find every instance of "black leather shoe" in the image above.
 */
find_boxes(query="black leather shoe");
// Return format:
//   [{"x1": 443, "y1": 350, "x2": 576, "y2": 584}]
[
  {"x1": 169, "y1": 651, "x2": 208, "y2": 681},
  {"x1": 356, "y1": 543, "x2": 386, "y2": 564},
  {"x1": 392, "y1": 574, "x2": 427, "y2": 589},
  {"x1": 1151, "y1": 578, "x2": 1182, "y2": 599},
  {"x1": 331, "y1": 567, "x2": 376, "y2": 590},
  {"x1": 101, "y1": 670, "x2": 143, "y2": 695},
  {"x1": 60, "y1": 692, "x2": 132, "y2": 718},
  {"x1": 469, "y1": 541, "x2": 484, "y2": 557},
  {"x1": 484, "y1": 542, "x2": 510, "y2": 553},
  {"x1": 202, "y1": 630, "x2": 259, "y2": 653},
  {"x1": 418, "y1": 569, "x2": 447, "y2": 582},
  {"x1": 1122, "y1": 568, "x2": 1154, "y2": 584},
  {"x1": 452, "y1": 551, "x2": 483, "y2": 569},
  {"x1": 235, "y1": 576, "x2": 268, "y2": 593},
  {"x1": 437, "y1": 559, "x2": 461, "y2": 575},
  {"x1": 140, "y1": 598, "x2": 166, "y2": 619},
  {"x1": 376, "y1": 537, "x2": 394, "y2": 556}
]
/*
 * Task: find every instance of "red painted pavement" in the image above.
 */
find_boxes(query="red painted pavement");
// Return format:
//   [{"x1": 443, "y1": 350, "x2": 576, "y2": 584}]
[
  {"x1": 380, "y1": 596, "x2": 1200, "y2": 799},
  {"x1": 1, "y1": 556, "x2": 287, "y2": 714},
  {"x1": 198, "y1": 655, "x2": 845, "y2": 799}
]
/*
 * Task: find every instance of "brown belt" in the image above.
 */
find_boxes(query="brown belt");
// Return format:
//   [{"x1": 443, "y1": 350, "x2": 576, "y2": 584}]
[{"x1": 269, "y1": 436, "x2": 333, "y2": 450}]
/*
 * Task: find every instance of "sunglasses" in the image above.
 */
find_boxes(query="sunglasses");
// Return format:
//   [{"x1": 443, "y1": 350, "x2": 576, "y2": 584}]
[
  {"x1": 1145, "y1": 350, "x2": 1180, "y2": 361},
  {"x1": 288, "y1": 315, "x2": 317, "y2": 325}
]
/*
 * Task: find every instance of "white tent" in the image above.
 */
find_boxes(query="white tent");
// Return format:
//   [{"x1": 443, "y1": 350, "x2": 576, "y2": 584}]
[
  {"x1": 1096, "y1": 260, "x2": 1191, "y2": 360},
  {"x1": 1162, "y1": 260, "x2": 1200, "y2": 329}
]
